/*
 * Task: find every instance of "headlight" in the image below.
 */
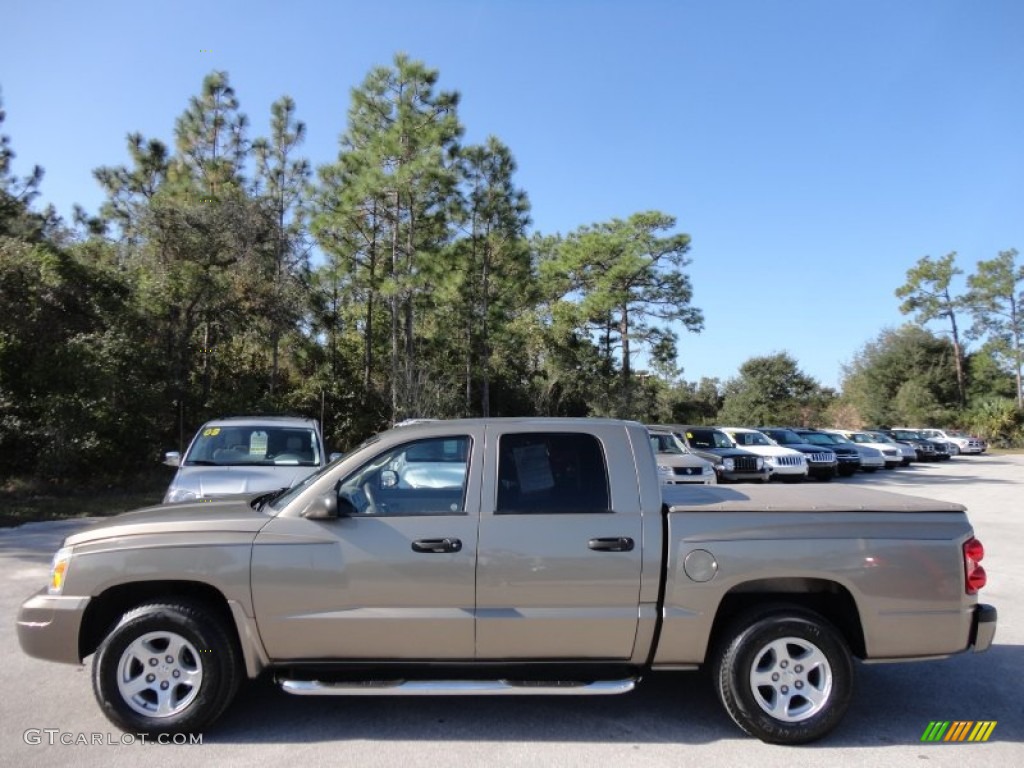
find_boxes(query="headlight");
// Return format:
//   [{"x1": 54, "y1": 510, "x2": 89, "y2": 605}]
[
  {"x1": 702, "y1": 465, "x2": 714, "y2": 475},
  {"x1": 49, "y1": 547, "x2": 73, "y2": 595},
  {"x1": 164, "y1": 487, "x2": 198, "y2": 504},
  {"x1": 658, "y1": 464, "x2": 673, "y2": 475},
  {"x1": 756, "y1": 457, "x2": 764, "y2": 469},
  {"x1": 723, "y1": 458, "x2": 735, "y2": 471},
  {"x1": 763, "y1": 457, "x2": 776, "y2": 466}
]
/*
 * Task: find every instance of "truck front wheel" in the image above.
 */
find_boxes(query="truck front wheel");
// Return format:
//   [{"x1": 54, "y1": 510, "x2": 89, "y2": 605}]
[
  {"x1": 92, "y1": 601, "x2": 242, "y2": 735},
  {"x1": 713, "y1": 608, "x2": 853, "y2": 744}
]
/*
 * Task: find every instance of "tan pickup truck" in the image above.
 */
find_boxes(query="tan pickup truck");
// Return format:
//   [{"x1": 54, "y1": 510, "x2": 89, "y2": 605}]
[{"x1": 17, "y1": 418, "x2": 996, "y2": 744}]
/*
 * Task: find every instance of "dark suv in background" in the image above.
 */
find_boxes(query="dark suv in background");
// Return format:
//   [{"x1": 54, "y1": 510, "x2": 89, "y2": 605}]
[
  {"x1": 788, "y1": 428, "x2": 862, "y2": 477},
  {"x1": 877, "y1": 428, "x2": 949, "y2": 461},
  {"x1": 758, "y1": 428, "x2": 838, "y2": 481},
  {"x1": 661, "y1": 425, "x2": 769, "y2": 483}
]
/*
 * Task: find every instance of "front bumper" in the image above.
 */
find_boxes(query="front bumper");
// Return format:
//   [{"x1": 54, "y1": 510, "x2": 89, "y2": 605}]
[
  {"x1": 718, "y1": 469, "x2": 770, "y2": 483},
  {"x1": 17, "y1": 589, "x2": 90, "y2": 664},
  {"x1": 971, "y1": 603, "x2": 997, "y2": 652}
]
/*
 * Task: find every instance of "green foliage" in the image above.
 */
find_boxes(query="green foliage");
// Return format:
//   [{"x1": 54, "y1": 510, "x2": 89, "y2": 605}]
[
  {"x1": 718, "y1": 353, "x2": 831, "y2": 426},
  {"x1": 964, "y1": 397, "x2": 1023, "y2": 446},
  {"x1": 0, "y1": 238, "x2": 164, "y2": 479},
  {"x1": 840, "y1": 325, "x2": 959, "y2": 426},
  {"x1": 965, "y1": 249, "x2": 1024, "y2": 408},
  {"x1": 313, "y1": 53, "x2": 464, "y2": 422},
  {"x1": 537, "y1": 211, "x2": 703, "y2": 418},
  {"x1": 2, "y1": 59, "x2": 716, "y2": 480},
  {"x1": 895, "y1": 252, "x2": 968, "y2": 405}
]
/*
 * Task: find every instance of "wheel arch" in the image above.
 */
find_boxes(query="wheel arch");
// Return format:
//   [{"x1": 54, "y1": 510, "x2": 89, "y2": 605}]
[
  {"x1": 79, "y1": 581, "x2": 261, "y2": 674},
  {"x1": 707, "y1": 578, "x2": 866, "y2": 662}
]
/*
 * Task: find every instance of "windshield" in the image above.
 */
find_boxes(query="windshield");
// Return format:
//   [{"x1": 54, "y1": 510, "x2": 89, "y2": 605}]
[
  {"x1": 866, "y1": 432, "x2": 894, "y2": 443},
  {"x1": 800, "y1": 432, "x2": 836, "y2": 446},
  {"x1": 826, "y1": 433, "x2": 853, "y2": 445},
  {"x1": 185, "y1": 425, "x2": 321, "y2": 467},
  {"x1": 764, "y1": 429, "x2": 802, "y2": 445},
  {"x1": 848, "y1": 433, "x2": 873, "y2": 444},
  {"x1": 892, "y1": 430, "x2": 923, "y2": 440},
  {"x1": 684, "y1": 429, "x2": 735, "y2": 450},
  {"x1": 730, "y1": 430, "x2": 773, "y2": 447},
  {"x1": 268, "y1": 452, "x2": 347, "y2": 511},
  {"x1": 650, "y1": 433, "x2": 686, "y2": 454}
]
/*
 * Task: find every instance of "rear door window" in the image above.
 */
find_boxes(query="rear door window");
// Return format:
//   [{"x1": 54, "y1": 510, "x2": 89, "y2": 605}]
[{"x1": 496, "y1": 433, "x2": 610, "y2": 514}]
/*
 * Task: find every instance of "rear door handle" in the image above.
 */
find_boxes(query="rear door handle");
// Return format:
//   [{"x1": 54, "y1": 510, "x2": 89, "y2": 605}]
[
  {"x1": 411, "y1": 538, "x2": 463, "y2": 554},
  {"x1": 588, "y1": 537, "x2": 635, "y2": 552}
]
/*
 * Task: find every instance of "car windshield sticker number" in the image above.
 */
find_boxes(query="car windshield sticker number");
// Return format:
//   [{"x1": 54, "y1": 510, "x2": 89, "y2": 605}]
[
  {"x1": 513, "y1": 444, "x2": 555, "y2": 494},
  {"x1": 202, "y1": 427, "x2": 221, "y2": 437}
]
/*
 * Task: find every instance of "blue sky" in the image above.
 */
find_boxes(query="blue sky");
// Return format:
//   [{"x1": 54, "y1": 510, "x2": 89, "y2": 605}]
[{"x1": 3, "y1": 0, "x2": 1022, "y2": 389}]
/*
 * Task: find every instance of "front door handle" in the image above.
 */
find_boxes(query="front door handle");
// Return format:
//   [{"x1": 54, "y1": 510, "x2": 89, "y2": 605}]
[
  {"x1": 411, "y1": 538, "x2": 463, "y2": 554},
  {"x1": 588, "y1": 537, "x2": 635, "y2": 552}
]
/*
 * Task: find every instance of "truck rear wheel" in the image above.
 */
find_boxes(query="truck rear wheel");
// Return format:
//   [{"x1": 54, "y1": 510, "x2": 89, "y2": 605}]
[
  {"x1": 92, "y1": 601, "x2": 242, "y2": 735},
  {"x1": 712, "y1": 608, "x2": 853, "y2": 744}
]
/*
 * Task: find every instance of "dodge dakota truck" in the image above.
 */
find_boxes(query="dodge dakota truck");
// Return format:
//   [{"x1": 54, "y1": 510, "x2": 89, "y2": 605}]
[{"x1": 17, "y1": 418, "x2": 996, "y2": 745}]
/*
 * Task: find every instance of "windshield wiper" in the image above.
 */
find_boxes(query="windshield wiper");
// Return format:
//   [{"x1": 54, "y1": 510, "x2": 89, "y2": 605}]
[
  {"x1": 185, "y1": 460, "x2": 218, "y2": 466},
  {"x1": 252, "y1": 487, "x2": 289, "y2": 512}
]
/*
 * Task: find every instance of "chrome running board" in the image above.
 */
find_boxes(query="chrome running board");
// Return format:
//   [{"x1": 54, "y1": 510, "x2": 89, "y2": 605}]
[{"x1": 280, "y1": 678, "x2": 637, "y2": 696}]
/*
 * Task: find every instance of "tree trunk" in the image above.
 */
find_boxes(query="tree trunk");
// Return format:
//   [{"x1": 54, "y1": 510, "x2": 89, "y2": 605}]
[
  {"x1": 948, "y1": 307, "x2": 967, "y2": 407},
  {"x1": 1012, "y1": 296, "x2": 1023, "y2": 409},
  {"x1": 620, "y1": 304, "x2": 631, "y2": 414},
  {"x1": 390, "y1": 191, "x2": 401, "y2": 422}
]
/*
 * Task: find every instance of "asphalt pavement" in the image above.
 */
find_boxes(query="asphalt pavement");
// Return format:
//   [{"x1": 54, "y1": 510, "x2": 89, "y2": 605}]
[{"x1": 1, "y1": 455, "x2": 1020, "y2": 767}]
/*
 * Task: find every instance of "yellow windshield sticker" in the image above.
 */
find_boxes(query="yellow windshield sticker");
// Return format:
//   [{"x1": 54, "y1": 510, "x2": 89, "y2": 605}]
[
  {"x1": 202, "y1": 427, "x2": 221, "y2": 437},
  {"x1": 686, "y1": 432, "x2": 693, "y2": 439}
]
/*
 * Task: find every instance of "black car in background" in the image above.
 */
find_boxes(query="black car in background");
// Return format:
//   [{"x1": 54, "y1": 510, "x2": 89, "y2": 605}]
[
  {"x1": 878, "y1": 428, "x2": 948, "y2": 461},
  {"x1": 757, "y1": 428, "x2": 838, "y2": 481},
  {"x1": 788, "y1": 428, "x2": 862, "y2": 477},
  {"x1": 664, "y1": 425, "x2": 770, "y2": 483}
]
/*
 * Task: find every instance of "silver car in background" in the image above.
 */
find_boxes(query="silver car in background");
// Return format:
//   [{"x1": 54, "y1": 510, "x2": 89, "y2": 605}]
[
  {"x1": 162, "y1": 416, "x2": 334, "y2": 503},
  {"x1": 647, "y1": 427, "x2": 717, "y2": 485}
]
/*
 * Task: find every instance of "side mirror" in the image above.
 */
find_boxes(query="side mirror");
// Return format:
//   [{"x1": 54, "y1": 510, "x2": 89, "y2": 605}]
[
  {"x1": 164, "y1": 451, "x2": 181, "y2": 467},
  {"x1": 304, "y1": 494, "x2": 340, "y2": 520},
  {"x1": 380, "y1": 470, "x2": 398, "y2": 489}
]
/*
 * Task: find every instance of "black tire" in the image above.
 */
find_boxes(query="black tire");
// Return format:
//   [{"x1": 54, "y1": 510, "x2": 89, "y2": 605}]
[
  {"x1": 712, "y1": 607, "x2": 854, "y2": 744},
  {"x1": 92, "y1": 601, "x2": 243, "y2": 735}
]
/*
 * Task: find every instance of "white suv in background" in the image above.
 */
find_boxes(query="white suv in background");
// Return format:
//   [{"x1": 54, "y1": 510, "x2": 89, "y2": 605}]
[
  {"x1": 919, "y1": 429, "x2": 987, "y2": 455},
  {"x1": 720, "y1": 427, "x2": 808, "y2": 482},
  {"x1": 826, "y1": 429, "x2": 903, "y2": 469}
]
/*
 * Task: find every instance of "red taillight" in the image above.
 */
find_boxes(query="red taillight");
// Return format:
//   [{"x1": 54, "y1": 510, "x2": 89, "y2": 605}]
[{"x1": 963, "y1": 537, "x2": 987, "y2": 594}]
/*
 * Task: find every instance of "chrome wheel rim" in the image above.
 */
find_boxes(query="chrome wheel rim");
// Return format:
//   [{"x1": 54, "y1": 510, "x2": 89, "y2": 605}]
[
  {"x1": 116, "y1": 631, "x2": 203, "y2": 718},
  {"x1": 748, "y1": 636, "x2": 832, "y2": 722}
]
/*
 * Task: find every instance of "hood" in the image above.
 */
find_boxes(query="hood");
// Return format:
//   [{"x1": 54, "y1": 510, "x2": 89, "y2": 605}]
[
  {"x1": 734, "y1": 445, "x2": 804, "y2": 459},
  {"x1": 692, "y1": 447, "x2": 759, "y2": 460},
  {"x1": 65, "y1": 498, "x2": 271, "y2": 547},
  {"x1": 166, "y1": 464, "x2": 318, "y2": 499},
  {"x1": 829, "y1": 445, "x2": 860, "y2": 457},
  {"x1": 781, "y1": 442, "x2": 835, "y2": 456}
]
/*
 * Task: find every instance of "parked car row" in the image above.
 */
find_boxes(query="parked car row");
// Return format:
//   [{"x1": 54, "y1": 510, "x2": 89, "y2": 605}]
[{"x1": 647, "y1": 423, "x2": 987, "y2": 485}]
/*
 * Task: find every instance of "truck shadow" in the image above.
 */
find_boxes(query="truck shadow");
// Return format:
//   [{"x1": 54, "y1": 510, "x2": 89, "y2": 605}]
[{"x1": 210, "y1": 644, "x2": 1022, "y2": 746}]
